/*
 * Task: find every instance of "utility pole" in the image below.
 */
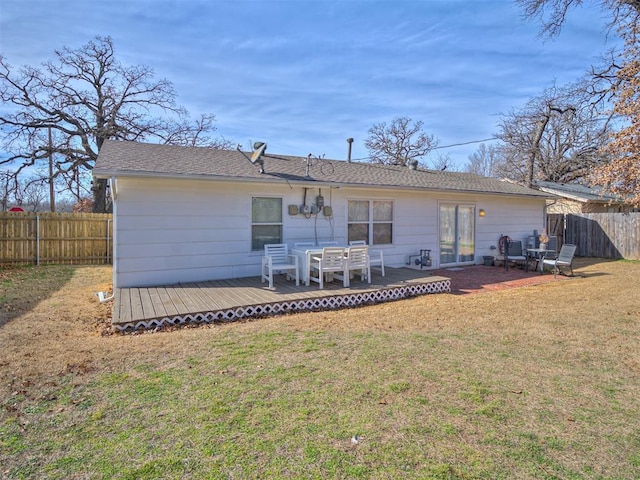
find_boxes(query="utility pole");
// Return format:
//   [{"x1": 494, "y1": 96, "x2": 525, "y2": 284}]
[{"x1": 48, "y1": 127, "x2": 55, "y2": 212}]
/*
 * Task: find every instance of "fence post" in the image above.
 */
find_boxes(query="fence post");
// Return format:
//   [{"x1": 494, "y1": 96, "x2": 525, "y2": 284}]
[{"x1": 36, "y1": 214, "x2": 40, "y2": 266}]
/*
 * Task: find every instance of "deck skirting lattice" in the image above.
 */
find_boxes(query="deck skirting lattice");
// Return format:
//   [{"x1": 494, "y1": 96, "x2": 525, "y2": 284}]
[{"x1": 114, "y1": 278, "x2": 451, "y2": 332}]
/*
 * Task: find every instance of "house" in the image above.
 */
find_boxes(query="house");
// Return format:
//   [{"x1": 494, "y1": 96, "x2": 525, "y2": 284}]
[
  {"x1": 93, "y1": 140, "x2": 550, "y2": 289},
  {"x1": 537, "y1": 181, "x2": 635, "y2": 214}
]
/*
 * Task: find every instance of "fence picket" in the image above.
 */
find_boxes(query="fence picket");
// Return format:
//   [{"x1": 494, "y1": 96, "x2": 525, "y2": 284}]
[
  {"x1": 0, "y1": 212, "x2": 113, "y2": 265},
  {"x1": 565, "y1": 212, "x2": 640, "y2": 260}
]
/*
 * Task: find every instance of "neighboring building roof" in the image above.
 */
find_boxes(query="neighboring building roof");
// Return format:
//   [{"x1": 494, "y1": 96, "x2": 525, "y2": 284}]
[
  {"x1": 537, "y1": 181, "x2": 622, "y2": 204},
  {"x1": 94, "y1": 140, "x2": 549, "y2": 198}
]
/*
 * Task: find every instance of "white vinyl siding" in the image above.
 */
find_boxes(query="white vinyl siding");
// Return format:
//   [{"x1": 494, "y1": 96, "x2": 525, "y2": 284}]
[{"x1": 110, "y1": 176, "x2": 546, "y2": 287}]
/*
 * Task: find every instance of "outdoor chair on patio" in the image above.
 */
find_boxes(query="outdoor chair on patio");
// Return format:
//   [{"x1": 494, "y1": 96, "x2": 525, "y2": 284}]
[
  {"x1": 504, "y1": 240, "x2": 529, "y2": 271},
  {"x1": 309, "y1": 247, "x2": 349, "y2": 289},
  {"x1": 294, "y1": 241, "x2": 315, "y2": 248},
  {"x1": 541, "y1": 243, "x2": 577, "y2": 278},
  {"x1": 261, "y1": 243, "x2": 299, "y2": 289},
  {"x1": 318, "y1": 240, "x2": 338, "y2": 246},
  {"x1": 349, "y1": 240, "x2": 385, "y2": 276},
  {"x1": 346, "y1": 245, "x2": 371, "y2": 284},
  {"x1": 546, "y1": 235, "x2": 558, "y2": 255}
]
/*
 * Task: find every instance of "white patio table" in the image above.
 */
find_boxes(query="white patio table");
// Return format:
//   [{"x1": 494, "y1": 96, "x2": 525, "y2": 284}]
[{"x1": 291, "y1": 246, "x2": 349, "y2": 286}]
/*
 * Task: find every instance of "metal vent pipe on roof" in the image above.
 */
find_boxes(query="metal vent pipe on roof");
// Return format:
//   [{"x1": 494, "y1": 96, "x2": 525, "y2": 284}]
[{"x1": 346, "y1": 137, "x2": 354, "y2": 162}]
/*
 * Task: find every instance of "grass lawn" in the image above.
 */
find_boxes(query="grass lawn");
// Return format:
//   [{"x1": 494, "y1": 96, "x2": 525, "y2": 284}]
[{"x1": 1, "y1": 259, "x2": 639, "y2": 479}]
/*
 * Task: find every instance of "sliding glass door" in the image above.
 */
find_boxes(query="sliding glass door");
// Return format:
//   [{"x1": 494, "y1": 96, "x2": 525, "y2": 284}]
[{"x1": 439, "y1": 204, "x2": 475, "y2": 265}]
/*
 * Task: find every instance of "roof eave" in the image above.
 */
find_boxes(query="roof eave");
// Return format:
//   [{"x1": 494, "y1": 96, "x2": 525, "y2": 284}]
[
  {"x1": 92, "y1": 168, "x2": 346, "y2": 188},
  {"x1": 93, "y1": 169, "x2": 548, "y2": 198}
]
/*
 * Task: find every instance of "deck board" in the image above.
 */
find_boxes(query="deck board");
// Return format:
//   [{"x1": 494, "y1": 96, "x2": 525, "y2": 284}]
[
  {"x1": 158, "y1": 287, "x2": 180, "y2": 316},
  {"x1": 179, "y1": 283, "x2": 217, "y2": 312},
  {"x1": 193, "y1": 282, "x2": 224, "y2": 309},
  {"x1": 147, "y1": 288, "x2": 166, "y2": 318},
  {"x1": 112, "y1": 267, "x2": 451, "y2": 331},
  {"x1": 139, "y1": 288, "x2": 156, "y2": 319},
  {"x1": 118, "y1": 288, "x2": 132, "y2": 324},
  {"x1": 129, "y1": 288, "x2": 144, "y2": 321}
]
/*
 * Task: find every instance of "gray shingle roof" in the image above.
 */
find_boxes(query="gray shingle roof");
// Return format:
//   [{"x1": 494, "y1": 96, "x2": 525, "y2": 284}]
[
  {"x1": 94, "y1": 140, "x2": 548, "y2": 198},
  {"x1": 537, "y1": 181, "x2": 621, "y2": 203}
]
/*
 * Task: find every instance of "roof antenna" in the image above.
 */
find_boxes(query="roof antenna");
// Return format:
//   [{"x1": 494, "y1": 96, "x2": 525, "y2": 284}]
[{"x1": 249, "y1": 142, "x2": 267, "y2": 174}]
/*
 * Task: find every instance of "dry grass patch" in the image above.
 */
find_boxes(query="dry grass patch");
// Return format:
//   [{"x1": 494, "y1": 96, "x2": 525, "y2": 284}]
[{"x1": 1, "y1": 259, "x2": 639, "y2": 479}]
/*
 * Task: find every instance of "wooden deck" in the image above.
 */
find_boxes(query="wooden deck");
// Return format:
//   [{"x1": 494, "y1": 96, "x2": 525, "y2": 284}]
[{"x1": 112, "y1": 267, "x2": 451, "y2": 332}]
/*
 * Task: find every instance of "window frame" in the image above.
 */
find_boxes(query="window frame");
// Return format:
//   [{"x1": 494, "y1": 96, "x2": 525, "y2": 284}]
[
  {"x1": 347, "y1": 198, "x2": 394, "y2": 246},
  {"x1": 251, "y1": 196, "x2": 283, "y2": 251}
]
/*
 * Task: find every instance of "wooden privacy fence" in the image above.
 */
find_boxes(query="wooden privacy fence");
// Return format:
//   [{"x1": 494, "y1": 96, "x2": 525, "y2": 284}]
[
  {"x1": 565, "y1": 212, "x2": 640, "y2": 260},
  {"x1": 0, "y1": 212, "x2": 113, "y2": 266}
]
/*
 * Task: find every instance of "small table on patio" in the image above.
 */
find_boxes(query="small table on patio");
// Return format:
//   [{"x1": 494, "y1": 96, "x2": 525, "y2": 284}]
[{"x1": 525, "y1": 248, "x2": 556, "y2": 273}]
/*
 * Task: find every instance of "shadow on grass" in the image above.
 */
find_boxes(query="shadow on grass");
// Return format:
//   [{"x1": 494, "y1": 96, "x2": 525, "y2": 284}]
[{"x1": 0, "y1": 265, "x2": 76, "y2": 329}]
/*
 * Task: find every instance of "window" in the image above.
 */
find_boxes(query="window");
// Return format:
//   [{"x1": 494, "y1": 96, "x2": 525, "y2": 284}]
[
  {"x1": 439, "y1": 203, "x2": 475, "y2": 264},
  {"x1": 251, "y1": 197, "x2": 282, "y2": 251},
  {"x1": 347, "y1": 199, "x2": 393, "y2": 245}
]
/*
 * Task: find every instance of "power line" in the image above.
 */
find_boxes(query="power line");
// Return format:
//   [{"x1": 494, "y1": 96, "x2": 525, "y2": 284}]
[
  {"x1": 349, "y1": 136, "x2": 499, "y2": 161},
  {"x1": 431, "y1": 137, "x2": 498, "y2": 150}
]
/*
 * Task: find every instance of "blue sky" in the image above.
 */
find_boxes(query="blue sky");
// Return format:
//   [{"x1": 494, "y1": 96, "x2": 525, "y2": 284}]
[{"x1": 0, "y1": 0, "x2": 618, "y2": 169}]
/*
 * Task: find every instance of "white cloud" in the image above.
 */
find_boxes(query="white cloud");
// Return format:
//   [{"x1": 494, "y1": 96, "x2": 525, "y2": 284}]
[{"x1": 0, "y1": 0, "x2": 621, "y2": 167}]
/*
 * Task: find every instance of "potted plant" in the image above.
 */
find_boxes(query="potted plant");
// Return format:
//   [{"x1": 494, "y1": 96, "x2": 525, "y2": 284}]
[{"x1": 539, "y1": 230, "x2": 549, "y2": 250}]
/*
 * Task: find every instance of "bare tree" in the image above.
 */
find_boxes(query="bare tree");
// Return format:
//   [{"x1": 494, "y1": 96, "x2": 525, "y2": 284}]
[
  {"x1": 364, "y1": 117, "x2": 438, "y2": 167},
  {"x1": 496, "y1": 83, "x2": 610, "y2": 187},
  {"x1": 0, "y1": 171, "x2": 18, "y2": 211},
  {"x1": 0, "y1": 36, "x2": 232, "y2": 213},
  {"x1": 429, "y1": 152, "x2": 458, "y2": 171},
  {"x1": 517, "y1": 0, "x2": 640, "y2": 39},
  {"x1": 14, "y1": 177, "x2": 49, "y2": 212},
  {"x1": 54, "y1": 197, "x2": 76, "y2": 213},
  {"x1": 518, "y1": 0, "x2": 640, "y2": 204},
  {"x1": 465, "y1": 143, "x2": 505, "y2": 177},
  {"x1": 0, "y1": 172, "x2": 47, "y2": 211}
]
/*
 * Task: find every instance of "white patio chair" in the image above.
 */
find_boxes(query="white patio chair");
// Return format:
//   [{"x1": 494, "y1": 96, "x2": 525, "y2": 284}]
[
  {"x1": 318, "y1": 240, "x2": 338, "y2": 246},
  {"x1": 261, "y1": 243, "x2": 299, "y2": 289},
  {"x1": 346, "y1": 245, "x2": 371, "y2": 284},
  {"x1": 294, "y1": 241, "x2": 315, "y2": 248},
  {"x1": 369, "y1": 250, "x2": 385, "y2": 277},
  {"x1": 541, "y1": 244, "x2": 577, "y2": 278},
  {"x1": 309, "y1": 247, "x2": 349, "y2": 289},
  {"x1": 349, "y1": 240, "x2": 384, "y2": 276}
]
